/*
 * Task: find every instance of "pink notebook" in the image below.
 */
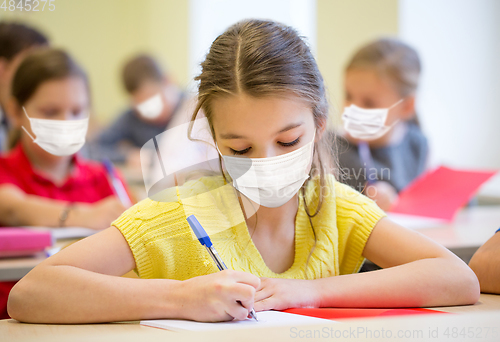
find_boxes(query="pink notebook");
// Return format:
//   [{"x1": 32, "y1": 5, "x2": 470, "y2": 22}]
[
  {"x1": 0, "y1": 228, "x2": 53, "y2": 257},
  {"x1": 390, "y1": 166, "x2": 497, "y2": 221}
]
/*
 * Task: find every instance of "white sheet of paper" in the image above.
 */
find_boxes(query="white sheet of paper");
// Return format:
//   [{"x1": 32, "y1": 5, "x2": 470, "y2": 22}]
[
  {"x1": 24, "y1": 226, "x2": 97, "y2": 240},
  {"x1": 386, "y1": 213, "x2": 447, "y2": 230},
  {"x1": 141, "y1": 310, "x2": 335, "y2": 332}
]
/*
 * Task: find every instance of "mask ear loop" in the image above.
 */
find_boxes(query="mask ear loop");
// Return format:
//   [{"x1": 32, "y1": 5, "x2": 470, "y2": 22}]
[
  {"x1": 389, "y1": 98, "x2": 404, "y2": 110},
  {"x1": 215, "y1": 142, "x2": 229, "y2": 180},
  {"x1": 384, "y1": 98, "x2": 405, "y2": 128},
  {"x1": 21, "y1": 107, "x2": 36, "y2": 141}
]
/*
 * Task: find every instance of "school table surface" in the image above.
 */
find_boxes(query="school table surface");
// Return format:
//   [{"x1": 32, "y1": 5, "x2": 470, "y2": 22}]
[
  {"x1": 0, "y1": 294, "x2": 499, "y2": 342},
  {"x1": 0, "y1": 240, "x2": 69, "y2": 282},
  {"x1": 410, "y1": 205, "x2": 500, "y2": 261}
]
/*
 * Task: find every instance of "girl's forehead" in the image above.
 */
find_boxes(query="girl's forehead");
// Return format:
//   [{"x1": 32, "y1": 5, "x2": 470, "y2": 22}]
[
  {"x1": 212, "y1": 93, "x2": 312, "y2": 121},
  {"x1": 346, "y1": 68, "x2": 399, "y2": 96},
  {"x1": 346, "y1": 68, "x2": 383, "y2": 85},
  {"x1": 29, "y1": 77, "x2": 88, "y2": 103},
  {"x1": 210, "y1": 93, "x2": 314, "y2": 137}
]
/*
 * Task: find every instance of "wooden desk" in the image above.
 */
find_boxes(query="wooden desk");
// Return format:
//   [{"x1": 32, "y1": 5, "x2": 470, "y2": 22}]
[
  {"x1": 478, "y1": 173, "x2": 500, "y2": 205},
  {"x1": 0, "y1": 252, "x2": 46, "y2": 282},
  {"x1": 414, "y1": 206, "x2": 500, "y2": 261},
  {"x1": 0, "y1": 239, "x2": 76, "y2": 282},
  {"x1": 1, "y1": 294, "x2": 499, "y2": 342}
]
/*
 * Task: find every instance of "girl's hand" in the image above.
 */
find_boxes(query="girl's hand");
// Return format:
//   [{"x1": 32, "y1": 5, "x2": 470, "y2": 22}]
[
  {"x1": 69, "y1": 196, "x2": 127, "y2": 230},
  {"x1": 254, "y1": 278, "x2": 318, "y2": 312},
  {"x1": 177, "y1": 270, "x2": 260, "y2": 322},
  {"x1": 365, "y1": 181, "x2": 398, "y2": 211}
]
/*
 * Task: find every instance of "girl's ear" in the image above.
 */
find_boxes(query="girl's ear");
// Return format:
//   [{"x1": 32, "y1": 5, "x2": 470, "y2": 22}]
[{"x1": 400, "y1": 95, "x2": 416, "y2": 120}]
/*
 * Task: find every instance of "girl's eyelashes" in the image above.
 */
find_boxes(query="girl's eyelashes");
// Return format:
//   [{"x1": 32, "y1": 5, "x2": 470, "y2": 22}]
[
  {"x1": 362, "y1": 99, "x2": 377, "y2": 108},
  {"x1": 72, "y1": 109, "x2": 86, "y2": 117},
  {"x1": 279, "y1": 137, "x2": 300, "y2": 147},
  {"x1": 228, "y1": 137, "x2": 301, "y2": 155},
  {"x1": 40, "y1": 109, "x2": 59, "y2": 118},
  {"x1": 230, "y1": 147, "x2": 251, "y2": 155}
]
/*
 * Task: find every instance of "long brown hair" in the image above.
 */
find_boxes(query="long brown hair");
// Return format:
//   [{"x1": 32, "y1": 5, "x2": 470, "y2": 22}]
[
  {"x1": 188, "y1": 20, "x2": 338, "y2": 268},
  {"x1": 9, "y1": 48, "x2": 89, "y2": 149}
]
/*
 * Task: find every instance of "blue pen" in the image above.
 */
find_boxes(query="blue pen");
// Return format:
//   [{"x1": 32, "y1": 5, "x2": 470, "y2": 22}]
[
  {"x1": 102, "y1": 159, "x2": 132, "y2": 207},
  {"x1": 186, "y1": 214, "x2": 258, "y2": 321}
]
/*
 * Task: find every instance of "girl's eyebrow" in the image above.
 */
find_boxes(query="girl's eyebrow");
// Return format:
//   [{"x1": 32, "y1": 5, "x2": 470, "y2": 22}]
[
  {"x1": 219, "y1": 122, "x2": 304, "y2": 140},
  {"x1": 278, "y1": 122, "x2": 304, "y2": 133}
]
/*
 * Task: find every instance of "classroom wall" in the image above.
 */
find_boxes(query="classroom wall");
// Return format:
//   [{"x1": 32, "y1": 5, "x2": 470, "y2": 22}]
[
  {"x1": 1, "y1": 0, "x2": 189, "y2": 125},
  {"x1": 189, "y1": 0, "x2": 317, "y2": 93},
  {"x1": 4, "y1": 1, "x2": 497, "y2": 170},
  {"x1": 399, "y1": 0, "x2": 500, "y2": 169},
  {"x1": 1, "y1": 0, "x2": 398, "y2": 127},
  {"x1": 316, "y1": 0, "x2": 399, "y2": 123}
]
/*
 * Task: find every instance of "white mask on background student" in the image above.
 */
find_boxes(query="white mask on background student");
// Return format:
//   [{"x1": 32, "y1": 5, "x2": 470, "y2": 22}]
[
  {"x1": 342, "y1": 99, "x2": 402, "y2": 141},
  {"x1": 22, "y1": 107, "x2": 88, "y2": 157},
  {"x1": 217, "y1": 133, "x2": 315, "y2": 208},
  {"x1": 136, "y1": 93, "x2": 164, "y2": 120}
]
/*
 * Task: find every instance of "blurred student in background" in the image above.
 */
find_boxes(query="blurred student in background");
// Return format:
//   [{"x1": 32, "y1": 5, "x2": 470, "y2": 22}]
[
  {"x1": 337, "y1": 38, "x2": 428, "y2": 211},
  {"x1": 90, "y1": 54, "x2": 186, "y2": 167},
  {"x1": 0, "y1": 48, "x2": 130, "y2": 229},
  {"x1": 0, "y1": 48, "x2": 131, "y2": 319},
  {"x1": 469, "y1": 228, "x2": 500, "y2": 294},
  {"x1": 0, "y1": 22, "x2": 48, "y2": 152}
]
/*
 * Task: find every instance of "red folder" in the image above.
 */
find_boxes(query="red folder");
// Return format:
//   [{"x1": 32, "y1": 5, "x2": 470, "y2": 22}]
[
  {"x1": 390, "y1": 166, "x2": 497, "y2": 221},
  {"x1": 282, "y1": 307, "x2": 447, "y2": 321},
  {"x1": 0, "y1": 228, "x2": 53, "y2": 257}
]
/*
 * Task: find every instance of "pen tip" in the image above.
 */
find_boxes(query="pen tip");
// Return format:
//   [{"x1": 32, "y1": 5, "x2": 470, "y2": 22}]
[{"x1": 250, "y1": 310, "x2": 258, "y2": 321}]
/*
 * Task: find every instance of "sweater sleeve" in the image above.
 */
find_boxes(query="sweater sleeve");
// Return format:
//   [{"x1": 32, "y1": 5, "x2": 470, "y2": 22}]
[
  {"x1": 110, "y1": 177, "x2": 226, "y2": 279},
  {"x1": 335, "y1": 182, "x2": 386, "y2": 275},
  {"x1": 111, "y1": 193, "x2": 185, "y2": 279}
]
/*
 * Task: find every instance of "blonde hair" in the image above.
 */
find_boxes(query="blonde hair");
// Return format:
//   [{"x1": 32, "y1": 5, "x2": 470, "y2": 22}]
[{"x1": 346, "y1": 38, "x2": 421, "y2": 97}]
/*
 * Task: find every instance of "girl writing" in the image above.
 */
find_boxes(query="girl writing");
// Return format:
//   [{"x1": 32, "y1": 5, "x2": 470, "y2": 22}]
[{"x1": 8, "y1": 21, "x2": 478, "y2": 323}]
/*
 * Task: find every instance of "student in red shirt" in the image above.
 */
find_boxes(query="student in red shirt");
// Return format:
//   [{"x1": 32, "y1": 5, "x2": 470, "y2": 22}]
[{"x1": 0, "y1": 48, "x2": 131, "y2": 319}]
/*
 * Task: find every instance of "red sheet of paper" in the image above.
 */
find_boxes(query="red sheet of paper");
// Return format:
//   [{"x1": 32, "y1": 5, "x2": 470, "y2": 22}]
[
  {"x1": 389, "y1": 166, "x2": 497, "y2": 221},
  {"x1": 282, "y1": 308, "x2": 447, "y2": 321}
]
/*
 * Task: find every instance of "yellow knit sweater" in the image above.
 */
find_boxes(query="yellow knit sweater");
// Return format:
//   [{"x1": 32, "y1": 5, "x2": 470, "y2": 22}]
[{"x1": 112, "y1": 175, "x2": 385, "y2": 280}]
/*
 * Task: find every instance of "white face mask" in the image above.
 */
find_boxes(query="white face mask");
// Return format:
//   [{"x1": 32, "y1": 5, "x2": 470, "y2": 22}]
[
  {"x1": 136, "y1": 93, "x2": 164, "y2": 120},
  {"x1": 217, "y1": 134, "x2": 315, "y2": 208},
  {"x1": 342, "y1": 99, "x2": 402, "y2": 140},
  {"x1": 22, "y1": 107, "x2": 88, "y2": 156}
]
